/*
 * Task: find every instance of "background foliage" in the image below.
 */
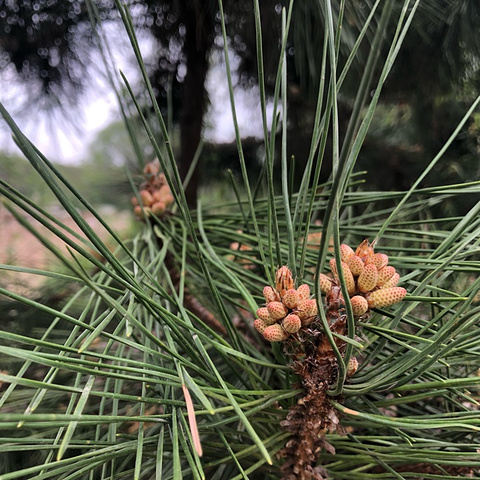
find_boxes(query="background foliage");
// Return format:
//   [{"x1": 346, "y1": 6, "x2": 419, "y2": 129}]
[{"x1": 0, "y1": 1, "x2": 479, "y2": 200}]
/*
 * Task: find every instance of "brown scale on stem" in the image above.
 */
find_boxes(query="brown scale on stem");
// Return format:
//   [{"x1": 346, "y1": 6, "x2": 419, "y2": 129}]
[{"x1": 280, "y1": 286, "x2": 348, "y2": 480}]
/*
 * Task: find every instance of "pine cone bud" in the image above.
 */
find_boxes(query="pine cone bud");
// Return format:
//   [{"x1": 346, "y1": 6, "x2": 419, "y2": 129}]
[
  {"x1": 357, "y1": 264, "x2": 379, "y2": 293},
  {"x1": 331, "y1": 259, "x2": 356, "y2": 294},
  {"x1": 376, "y1": 265, "x2": 396, "y2": 287},
  {"x1": 263, "y1": 323, "x2": 289, "y2": 342},
  {"x1": 367, "y1": 287, "x2": 407, "y2": 308},
  {"x1": 133, "y1": 205, "x2": 143, "y2": 218},
  {"x1": 319, "y1": 274, "x2": 332, "y2": 294},
  {"x1": 296, "y1": 299, "x2": 318, "y2": 321},
  {"x1": 297, "y1": 283, "x2": 310, "y2": 301},
  {"x1": 267, "y1": 301, "x2": 288, "y2": 320},
  {"x1": 152, "y1": 190, "x2": 165, "y2": 203},
  {"x1": 340, "y1": 243, "x2": 354, "y2": 262},
  {"x1": 282, "y1": 314, "x2": 302, "y2": 333},
  {"x1": 263, "y1": 286, "x2": 280, "y2": 304},
  {"x1": 330, "y1": 258, "x2": 355, "y2": 293},
  {"x1": 367, "y1": 252, "x2": 389, "y2": 270},
  {"x1": 154, "y1": 185, "x2": 173, "y2": 206},
  {"x1": 282, "y1": 288, "x2": 300, "y2": 309},
  {"x1": 151, "y1": 202, "x2": 166, "y2": 215},
  {"x1": 139, "y1": 189, "x2": 153, "y2": 206},
  {"x1": 381, "y1": 273, "x2": 400, "y2": 289},
  {"x1": 329, "y1": 258, "x2": 338, "y2": 276},
  {"x1": 162, "y1": 193, "x2": 174, "y2": 206},
  {"x1": 347, "y1": 255, "x2": 364, "y2": 276},
  {"x1": 350, "y1": 295, "x2": 369, "y2": 316},
  {"x1": 256, "y1": 307, "x2": 273, "y2": 323},
  {"x1": 253, "y1": 318, "x2": 268, "y2": 334},
  {"x1": 342, "y1": 262, "x2": 356, "y2": 295}
]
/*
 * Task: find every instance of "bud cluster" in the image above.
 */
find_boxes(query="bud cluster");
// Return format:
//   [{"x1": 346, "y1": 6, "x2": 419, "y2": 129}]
[
  {"x1": 253, "y1": 241, "x2": 406, "y2": 344},
  {"x1": 254, "y1": 266, "x2": 318, "y2": 342},
  {"x1": 319, "y1": 239, "x2": 407, "y2": 315},
  {"x1": 131, "y1": 160, "x2": 174, "y2": 219}
]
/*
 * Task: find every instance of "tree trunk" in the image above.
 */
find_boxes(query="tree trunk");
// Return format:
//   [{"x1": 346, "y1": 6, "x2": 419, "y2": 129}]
[{"x1": 178, "y1": 1, "x2": 213, "y2": 207}]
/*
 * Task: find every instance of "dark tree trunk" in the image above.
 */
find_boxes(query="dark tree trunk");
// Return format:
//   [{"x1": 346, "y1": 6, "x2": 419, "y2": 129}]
[{"x1": 178, "y1": 1, "x2": 213, "y2": 207}]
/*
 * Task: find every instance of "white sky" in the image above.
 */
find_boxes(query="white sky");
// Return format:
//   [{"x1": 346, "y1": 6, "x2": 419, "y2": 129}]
[
  {"x1": 0, "y1": 44, "x2": 126, "y2": 164},
  {"x1": 0, "y1": 32, "x2": 273, "y2": 165}
]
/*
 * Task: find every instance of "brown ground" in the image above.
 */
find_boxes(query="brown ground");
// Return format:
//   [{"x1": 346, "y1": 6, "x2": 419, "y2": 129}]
[{"x1": 0, "y1": 205, "x2": 131, "y2": 295}]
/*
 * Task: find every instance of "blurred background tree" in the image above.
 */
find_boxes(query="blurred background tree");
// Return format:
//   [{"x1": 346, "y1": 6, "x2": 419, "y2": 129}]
[{"x1": 0, "y1": 0, "x2": 479, "y2": 205}]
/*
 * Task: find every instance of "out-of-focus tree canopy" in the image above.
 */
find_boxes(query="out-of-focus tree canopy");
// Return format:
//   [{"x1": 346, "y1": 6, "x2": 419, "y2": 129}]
[
  {"x1": 0, "y1": 1, "x2": 114, "y2": 109},
  {"x1": 0, "y1": 1, "x2": 479, "y2": 202}
]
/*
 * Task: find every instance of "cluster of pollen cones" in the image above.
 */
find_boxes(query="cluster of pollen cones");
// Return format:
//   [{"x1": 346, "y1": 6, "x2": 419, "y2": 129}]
[
  {"x1": 254, "y1": 266, "x2": 318, "y2": 342},
  {"x1": 254, "y1": 240, "x2": 406, "y2": 343},
  {"x1": 131, "y1": 160, "x2": 174, "y2": 218},
  {"x1": 320, "y1": 239, "x2": 407, "y2": 316}
]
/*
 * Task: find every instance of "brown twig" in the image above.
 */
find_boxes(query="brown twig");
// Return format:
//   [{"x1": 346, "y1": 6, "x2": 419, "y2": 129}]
[
  {"x1": 163, "y1": 248, "x2": 228, "y2": 336},
  {"x1": 280, "y1": 286, "x2": 348, "y2": 480}
]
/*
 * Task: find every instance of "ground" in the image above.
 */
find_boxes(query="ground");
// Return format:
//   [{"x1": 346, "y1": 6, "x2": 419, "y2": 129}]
[{"x1": 0, "y1": 205, "x2": 131, "y2": 295}]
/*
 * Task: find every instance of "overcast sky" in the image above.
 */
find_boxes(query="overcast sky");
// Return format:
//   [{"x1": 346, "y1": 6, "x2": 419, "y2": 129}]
[{"x1": 0, "y1": 33, "x2": 272, "y2": 165}]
